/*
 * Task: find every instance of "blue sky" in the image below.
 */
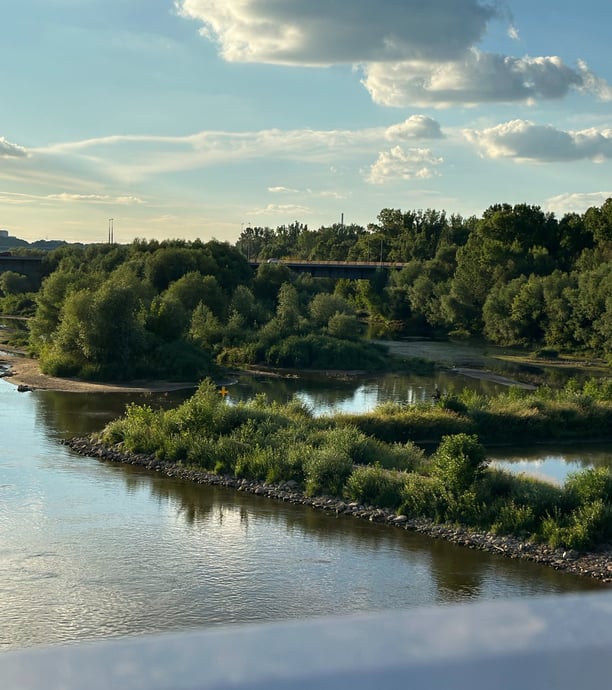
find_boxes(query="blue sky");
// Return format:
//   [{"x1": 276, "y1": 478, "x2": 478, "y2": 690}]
[{"x1": 1, "y1": 0, "x2": 611, "y2": 244}]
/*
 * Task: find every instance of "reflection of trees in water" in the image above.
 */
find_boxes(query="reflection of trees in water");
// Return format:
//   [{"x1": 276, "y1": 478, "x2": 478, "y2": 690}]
[
  {"x1": 123, "y1": 467, "x2": 216, "y2": 525},
  {"x1": 113, "y1": 462, "x2": 600, "y2": 598},
  {"x1": 32, "y1": 389, "x2": 189, "y2": 439},
  {"x1": 427, "y1": 539, "x2": 484, "y2": 603}
]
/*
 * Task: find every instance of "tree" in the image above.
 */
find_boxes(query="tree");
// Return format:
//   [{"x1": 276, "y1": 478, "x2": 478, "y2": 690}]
[
  {"x1": 0, "y1": 271, "x2": 31, "y2": 295},
  {"x1": 308, "y1": 293, "x2": 354, "y2": 328}
]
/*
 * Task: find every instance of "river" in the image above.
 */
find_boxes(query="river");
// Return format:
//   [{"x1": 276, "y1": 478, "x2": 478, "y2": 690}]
[{"x1": 0, "y1": 375, "x2": 609, "y2": 652}]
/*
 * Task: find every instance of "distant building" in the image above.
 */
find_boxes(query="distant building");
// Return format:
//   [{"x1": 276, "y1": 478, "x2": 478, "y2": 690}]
[{"x1": 0, "y1": 230, "x2": 9, "y2": 239}]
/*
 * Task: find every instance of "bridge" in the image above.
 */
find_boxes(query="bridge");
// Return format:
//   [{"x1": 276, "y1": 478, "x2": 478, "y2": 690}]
[
  {"x1": 1, "y1": 591, "x2": 610, "y2": 689},
  {"x1": 0, "y1": 255, "x2": 44, "y2": 286},
  {"x1": 249, "y1": 260, "x2": 407, "y2": 279}
]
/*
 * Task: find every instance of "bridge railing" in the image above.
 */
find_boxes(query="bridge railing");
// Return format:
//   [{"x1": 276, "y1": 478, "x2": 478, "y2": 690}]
[{"x1": 2, "y1": 591, "x2": 611, "y2": 690}]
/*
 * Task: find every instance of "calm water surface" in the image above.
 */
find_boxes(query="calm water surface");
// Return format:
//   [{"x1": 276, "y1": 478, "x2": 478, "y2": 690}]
[{"x1": 0, "y1": 375, "x2": 609, "y2": 652}]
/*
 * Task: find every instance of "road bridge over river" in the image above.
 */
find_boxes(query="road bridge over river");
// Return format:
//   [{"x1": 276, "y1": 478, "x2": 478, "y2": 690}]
[
  {"x1": 249, "y1": 259, "x2": 407, "y2": 279},
  {"x1": 0, "y1": 255, "x2": 44, "y2": 286}
]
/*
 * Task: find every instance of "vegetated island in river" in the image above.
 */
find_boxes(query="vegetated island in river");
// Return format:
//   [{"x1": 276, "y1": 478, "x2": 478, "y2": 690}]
[{"x1": 62, "y1": 378, "x2": 612, "y2": 583}]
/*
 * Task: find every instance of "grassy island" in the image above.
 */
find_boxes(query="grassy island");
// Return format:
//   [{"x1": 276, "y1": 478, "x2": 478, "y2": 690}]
[{"x1": 96, "y1": 377, "x2": 612, "y2": 553}]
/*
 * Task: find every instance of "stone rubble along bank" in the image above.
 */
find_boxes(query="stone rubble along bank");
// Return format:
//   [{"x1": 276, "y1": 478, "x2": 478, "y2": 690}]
[{"x1": 63, "y1": 436, "x2": 612, "y2": 584}]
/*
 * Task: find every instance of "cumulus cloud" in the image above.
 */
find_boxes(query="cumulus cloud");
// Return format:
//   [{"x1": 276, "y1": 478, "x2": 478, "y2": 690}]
[
  {"x1": 177, "y1": 1, "x2": 612, "y2": 108},
  {"x1": 367, "y1": 146, "x2": 443, "y2": 184},
  {"x1": 0, "y1": 137, "x2": 28, "y2": 158},
  {"x1": 464, "y1": 120, "x2": 612, "y2": 162},
  {"x1": 363, "y1": 51, "x2": 610, "y2": 107},
  {"x1": 385, "y1": 115, "x2": 444, "y2": 140},
  {"x1": 177, "y1": 0, "x2": 498, "y2": 65},
  {"x1": 546, "y1": 192, "x2": 612, "y2": 217}
]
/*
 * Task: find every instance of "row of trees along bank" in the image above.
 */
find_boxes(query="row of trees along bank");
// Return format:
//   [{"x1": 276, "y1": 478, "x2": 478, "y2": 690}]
[{"x1": 0, "y1": 198, "x2": 611, "y2": 378}]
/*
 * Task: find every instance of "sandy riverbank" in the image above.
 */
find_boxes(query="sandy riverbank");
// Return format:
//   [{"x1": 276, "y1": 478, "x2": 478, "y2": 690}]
[{"x1": 0, "y1": 349, "x2": 195, "y2": 393}]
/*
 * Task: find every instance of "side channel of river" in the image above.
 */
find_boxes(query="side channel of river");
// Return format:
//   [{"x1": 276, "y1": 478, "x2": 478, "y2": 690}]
[{"x1": 0, "y1": 375, "x2": 609, "y2": 652}]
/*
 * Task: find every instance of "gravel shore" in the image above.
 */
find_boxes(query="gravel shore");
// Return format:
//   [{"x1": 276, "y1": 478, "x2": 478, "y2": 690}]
[{"x1": 63, "y1": 435, "x2": 612, "y2": 584}]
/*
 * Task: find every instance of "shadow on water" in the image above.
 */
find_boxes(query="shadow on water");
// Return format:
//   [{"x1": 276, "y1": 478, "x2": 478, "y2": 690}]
[{"x1": 114, "y1": 462, "x2": 606, "y2": 602}]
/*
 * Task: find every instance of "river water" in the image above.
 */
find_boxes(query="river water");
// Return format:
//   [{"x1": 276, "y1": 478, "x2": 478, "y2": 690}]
[{"x1": 0, "y1": 375, "x2": 609, "y2": 652}]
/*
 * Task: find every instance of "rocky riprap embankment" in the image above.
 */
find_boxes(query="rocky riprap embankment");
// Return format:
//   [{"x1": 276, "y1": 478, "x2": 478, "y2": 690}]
[{"x1": 63, "y1": 436, "x2": 612, "y2": 584}]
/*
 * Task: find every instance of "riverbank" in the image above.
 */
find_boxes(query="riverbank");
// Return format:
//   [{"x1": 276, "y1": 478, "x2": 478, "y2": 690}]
[
  {"x1": 0, "y1": 348, "x2": 195, "y2": 393},
  {"x1": 63, "y1": 435, "x2": 612, "y2": 584}
]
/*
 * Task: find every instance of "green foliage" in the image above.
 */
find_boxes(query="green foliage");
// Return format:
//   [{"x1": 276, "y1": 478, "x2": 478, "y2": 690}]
[
  {"x1": 0, "y1": 271, "x2": 32, "y2": 295},
  {"x1": 308, "y1": 293, "x2": 354, "y2": 328},
  {"x1": 265, "y1": 334, "x2": 387, "y2": 370},
  {"x1": 430, "y1": 433, "x2": 487, "y2": 495},
  {"x1": 565, "y1": 467, "x2": 612, "y2": 506},
  {"x1": 345, "y1": 465, "x2": 406, "y2": 509},
  {"x1": 400, "y1": 473, "x2": 448, "y2": 520},
  {"x1": 542, "y1": 500, "x2": 612, "y2": 550},
  {"x1": 304, "y1": 446, "x2": 353, "y2": 496},
  {"x1": 491, "y1": 501, "x2": 536, "y2": 537}
]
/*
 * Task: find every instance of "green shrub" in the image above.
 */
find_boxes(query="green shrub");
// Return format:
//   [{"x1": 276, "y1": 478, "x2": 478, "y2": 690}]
[
  {"x1": 372, "y1": 440, "x2": 426, "y2": 472},
  {"x1": 444, "y1": 489, "x2": 486, "y2": 526},
  {"x1": 535, "y1": 348, "x2": 559, "y2": 359},
  {"x1": 565, "y1": 468, "x2": 612, "y2": 506},
  {"x1": 304, "y1": 446, "x2": 353, "y2": 497},
  {"x1": 430, "y1": 434, "x2": 487, "y2": 495},
  {"x1": 102, "y1": 403, "x2": 164, "y2": 454},
  {"x1": 542, "y1": 500, "x2": 612, "y2": 550},
  {"x1": 345, "y1": 465, "x2": 406, "y2": 509},
  {"x1": 400, "y1": 473, "x2": 448, "y2": 520},
  {"x1": 438, "y1": 394, "x2": 468, "y2": 415},
  {"x1": 491, "y1": 501, "x2": 536, "y2": 537}
]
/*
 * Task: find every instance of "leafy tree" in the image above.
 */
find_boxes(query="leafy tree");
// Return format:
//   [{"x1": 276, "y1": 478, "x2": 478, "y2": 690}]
[
  {"x1": 308, "y1": 293, "x2": 354, "y2": 328},
  {"x1": 146, "y1": 295, "x2": 189, "y2": 342},
  {"x1": 326, "y1": 312, "x2": 362, "y2": 340},
  {"x1": 0, "y1": 271, "x2": 31, "y2": 295}
]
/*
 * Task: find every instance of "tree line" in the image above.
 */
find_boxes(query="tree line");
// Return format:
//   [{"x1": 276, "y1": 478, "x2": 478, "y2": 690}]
[
  {"x1": 1, "y1": 197, "x2": 611, "y2": 380},
  {"x1": 237, "y1": 199, "x2": 612, "y2": 358}
]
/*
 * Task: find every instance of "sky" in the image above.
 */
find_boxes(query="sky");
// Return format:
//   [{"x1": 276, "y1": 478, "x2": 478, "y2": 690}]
[{"x1": 1, "y1": 0, "x2": 611, "y2": 244}]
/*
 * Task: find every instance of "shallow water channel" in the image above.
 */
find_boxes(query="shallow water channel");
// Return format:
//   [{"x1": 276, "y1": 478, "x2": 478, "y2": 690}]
[{"x1": 0, "y1": 373, "x2": 610, "y2": 652}]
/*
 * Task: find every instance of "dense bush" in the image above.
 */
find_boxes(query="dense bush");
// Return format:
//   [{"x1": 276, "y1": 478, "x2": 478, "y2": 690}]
[
  {"x1": 345, "y1": 465, "x2": 406, "y2": 509},
  {"x1": 304, "y1": 446, "x2": 353, "y2": 496},
  {"x1": 429, "y1": 433, "x2": 488, "y2": 495},
  {"x1": 97, "y1": 379, "x2": 612, "y2": 551}
]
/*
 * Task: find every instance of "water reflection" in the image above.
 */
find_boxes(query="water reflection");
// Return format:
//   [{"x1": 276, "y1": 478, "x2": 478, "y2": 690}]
[
  {"x1": 489, "y1": 443, "x2": 612, "y2": 485},
  {"x1": 226, "y1": 370, "x2": 506, "y2": 415},
  {"x1": 1, "y1": 377, "x2": 608, "y2": 652}
]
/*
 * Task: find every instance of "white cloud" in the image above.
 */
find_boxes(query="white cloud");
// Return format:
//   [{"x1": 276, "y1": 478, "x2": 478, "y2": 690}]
[
  {"x1": 0, "y1": 191, "x2": 145, "y2": 205},
  {"x1": 177, "y1": 2, "x2": 612, "y2": 108},
  {"x1": 252, "y1": 203, "x2": 311, "y2": 216},
  {"x1": 546, "y1": 192, "x2": 612, "y2": 217},
  {"x1": 367, "y1": 146, "x2": 443, "y2": 184},
  {"x1": 385, "y1": 115, "x2": 444, "y2": 141},
  {"x1": 268, "y1": 186, "x2": 299, "y2": 193},
  {"x1": 37, "y1": 122, "x2": 429, "y2": 182},
  {"x1": 363, "y1": 51, "x2": 610, "y2": 108},
  {"x1": 177, "y1": 0, "x2": 498, "y2": 65},
  {"x1": 0, "y1": 137, "x2": 28, "y2": 158},
  {"x1": 464, "y1": 120, "x2": 612, "y2": 162},
  {"x1": 46, "y1": 193, "x2": 145, "y2": 204}
]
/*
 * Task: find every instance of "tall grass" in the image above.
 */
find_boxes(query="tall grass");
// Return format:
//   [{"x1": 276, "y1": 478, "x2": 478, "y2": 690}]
[{"x1": 98, "y1": 377, "x2": 612, "y2": 551}]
